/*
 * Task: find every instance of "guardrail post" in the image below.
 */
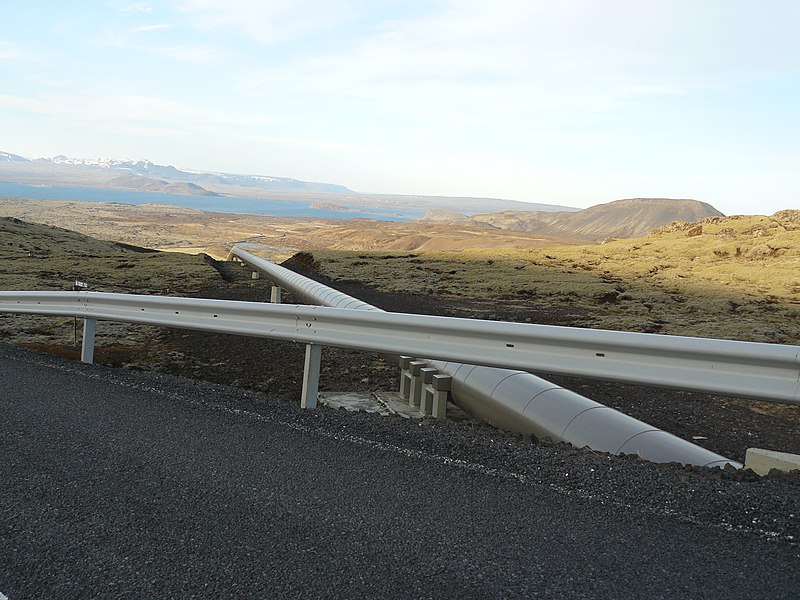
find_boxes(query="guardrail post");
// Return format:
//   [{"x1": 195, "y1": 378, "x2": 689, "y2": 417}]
[
  {"x1": 271, "y1": 286, "x2": 282, "y2": 304},
  {"x1": 81, "y1": 317, "x2": 97, "y2": 364},
  {"x1": 399, "y1": 356, "x2": 413, "y2": 397},
  {"x1": 301, "y1": 343, "x2": 322, "y2": 409},
  {"x1": 431, "y1": 375, "x2": 451, "y2": 420},
  {"x1": 419, "y1": 368, "x2": 438, "y2": 415},
  {"x1": 408, "y1": 360, "x2": 426, "y2": 408}
]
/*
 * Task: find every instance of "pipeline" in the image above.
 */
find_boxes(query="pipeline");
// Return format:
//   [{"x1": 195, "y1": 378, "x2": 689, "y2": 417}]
[{"x1": 230, "y1": 247, "x2": 740, "y2": 468}]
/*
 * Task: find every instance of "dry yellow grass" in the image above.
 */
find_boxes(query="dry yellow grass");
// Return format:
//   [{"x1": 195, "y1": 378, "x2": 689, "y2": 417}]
[
  {"x1": 312, "y1": 211, "x2": 800, "y2": 344},
  {"x1": 0, "y1": 216, "x2": 223, "y2": 348},
  {"x1": 0, "y1": 217, "x2": 217, "y2": 293},
  {"x1": 0, "y1": 198, "x2": 584, "y2": 261}
]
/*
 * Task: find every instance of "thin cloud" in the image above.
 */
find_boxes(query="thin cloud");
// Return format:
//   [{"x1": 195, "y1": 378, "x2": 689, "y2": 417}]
[
  {"x1": 25, "y1": 76, "x2": 76, "y2": 88},
  {"x1": 176, "y1": 0, "x2": 363, "y2": 44},
  {"x1": 132, "y1": 23, "x2": 173, "y2": 33},
  {"x1": 143, "y1": 43, "x2": 227, "y2": 64},
  {"x1": 97, "y1": 123, "x2": 184, "y2": 138},
  {"x1": 240, "y1": 1, "x2": 797, "y2": 98},
  {"x1": 231, "y1": 0, "x2": 800, "y2": 144},
  {"x1": 617, "y1": 85, "x2": 694, "y2": 97},
  {"x1": 0, "y1": 91, "x2": 246, "y2": 128},
  {"x1": 88, "y1": 27, "x2": 223, "y2": 64},
  {"x1": 120, "y1": 2, "x2": 153, "y2": 12},
  {"x1": 0, "y1": 41, "x2": 36, "y2": 62},
  {"x1": 206, "y1": 129, "x2": 372, "y2": 154}
]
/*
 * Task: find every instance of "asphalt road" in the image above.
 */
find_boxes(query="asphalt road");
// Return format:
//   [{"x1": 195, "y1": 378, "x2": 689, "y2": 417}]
[{"x1": 1, "y1": 343, "x2": 799, "y2": 599}]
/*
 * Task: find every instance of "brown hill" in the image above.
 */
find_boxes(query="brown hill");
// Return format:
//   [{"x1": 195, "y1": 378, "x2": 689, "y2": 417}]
[
  {"x1": 107, "y1": 175, "x2": 219, "y2": 196},
  {"x1": 0, "y1": 216, "x2": 216, "y2": 292},
  {"x1": 311, "y1": 210, "x2": 799, "y2": 344},
  {"x1": 0, "y1": 198, "x2": 588, "y2": 261},
  {"x1": 468, "y1": 198, "x2": 724, "y2": 240},
  {"x1": 419, "y1": 209, "x2": 471, "y2": 222}
]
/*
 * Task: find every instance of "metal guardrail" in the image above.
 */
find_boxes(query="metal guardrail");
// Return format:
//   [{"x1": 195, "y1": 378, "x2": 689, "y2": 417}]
[
  {"x1": 3, "y1": 290, "x2": 797, "y2": 405},
  {"x1": 226, "y1": 247, "x2": 800, "y2": 469}
]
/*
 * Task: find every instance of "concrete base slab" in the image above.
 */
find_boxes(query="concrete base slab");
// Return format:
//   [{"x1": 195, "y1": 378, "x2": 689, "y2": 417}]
[
  {"x1": 374, "y1": 391, "x2": 471, "y2": 421},
  {"x1": 745, "y1": 448, "x2": 800, "y2": 476},
  {"x1": 319, "y1": 391, "x2": 472, "y2": 422},
  {"x1": 374, "y1": 391, "x2": 424, "y2": 419},
  {"x1": 318, "y1": 392, "x2": 391, "y2": 415}
]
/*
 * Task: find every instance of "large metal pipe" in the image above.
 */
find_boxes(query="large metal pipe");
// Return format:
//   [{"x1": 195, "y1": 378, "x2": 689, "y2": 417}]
[{"x1": 231, "y1": 247, "x2": 740, "y2": 468}]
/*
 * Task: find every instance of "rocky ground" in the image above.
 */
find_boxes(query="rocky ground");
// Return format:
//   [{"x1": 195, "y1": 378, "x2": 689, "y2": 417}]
[
  {"x1": 77, "y1": 252, "x2": 796, "y2": 469},
  {"x1": 3, "y1": 236, "x2": 798, "y2": 470}
]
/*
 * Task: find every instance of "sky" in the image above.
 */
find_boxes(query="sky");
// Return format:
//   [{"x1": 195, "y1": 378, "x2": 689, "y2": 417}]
[{"x1": 1, "y1": 1, "x2": 798, "y2": 215}]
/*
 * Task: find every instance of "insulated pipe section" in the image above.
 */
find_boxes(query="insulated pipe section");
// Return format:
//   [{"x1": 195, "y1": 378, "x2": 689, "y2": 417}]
[
  {"x1": 228, "y1": 249, "x2": 380, "y2": 312},
  {"x1": 231, "y1": 246, "x2": 740, "y2": 468},
  {"x1": 429, "y1": 361, "x2": 735, "y2": 468}
]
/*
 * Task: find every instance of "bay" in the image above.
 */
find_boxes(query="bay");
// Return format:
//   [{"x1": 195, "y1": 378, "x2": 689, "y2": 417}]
[{"x1": 0, "y1": 182, "x2": 423, "y2": 222}]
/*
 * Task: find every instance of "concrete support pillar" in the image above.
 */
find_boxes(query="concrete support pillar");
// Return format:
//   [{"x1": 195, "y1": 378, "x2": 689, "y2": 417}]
[
  {"x1": 81, "y1": 317, "x2": 97, "y2": 364},
  {"x1": 408, "y1": 360, "x2": 426, "y2": 408},
  {"x1": 419, "y1": 367, "x2": 438, "y2": 415},
  {"x1": 271, "y1": 286, "x2": 282, "y2": 304},
  {"x1": 431, "y1": 374, "x2": 452, "y2": 420},
  {"x1": 301, "y1": 343, "x2": 322, "y2": 409},
  {"x1": 399, "y1": 356, "x2": 413, "y2": 398}
]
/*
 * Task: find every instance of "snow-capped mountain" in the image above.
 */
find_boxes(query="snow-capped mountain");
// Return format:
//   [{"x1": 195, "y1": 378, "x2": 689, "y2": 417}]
[
  {"x1": 30, "y1": 154, "x2": 353, "y2": 194},
  {"x1": 0, "y1": 151, "x2": 30, "y2": 162},
  {"x1": 47, "y1": 155, "x2": 128, "y2": 167}
]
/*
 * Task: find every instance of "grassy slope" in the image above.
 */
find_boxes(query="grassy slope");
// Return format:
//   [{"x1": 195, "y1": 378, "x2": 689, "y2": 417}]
[
  {"x1": 3, "y1": 209, "x2": 799, "y2": 345},
  {"x1": 312, "y1": 211, "x2": 800, "y2": 344},
  {"x1": 0, "y1": 216, "x2": 222, "y2": 348},
  {"x1": 0, "y1": 198, "x2": 584, "y2": 261},
  {"x1": 0, "y1": 216, "x2": 217, "y2": 293}
]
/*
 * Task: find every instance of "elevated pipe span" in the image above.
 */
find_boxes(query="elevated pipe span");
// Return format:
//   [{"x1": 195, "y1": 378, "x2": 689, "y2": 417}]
[{"x1": 230, "y1": 247, "x2": 742, "y2": 468}]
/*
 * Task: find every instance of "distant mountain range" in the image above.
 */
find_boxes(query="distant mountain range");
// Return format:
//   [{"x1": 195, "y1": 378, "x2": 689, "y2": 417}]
[
  {"x1": 0, "y1": 150, "x2": 581, "y2": 214},
  {"x1": 0, "y1": 151, "x2": 353, "y2": 194},
  {"x1": 0, "y1": 151, "x2": 725, "y2": 234},
  {"x1": 423, "y1": 198, "x2": 724, "y2": 240},
  {"x1": 0, "y1": 151, "x2": 28, "y2": 163}
]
